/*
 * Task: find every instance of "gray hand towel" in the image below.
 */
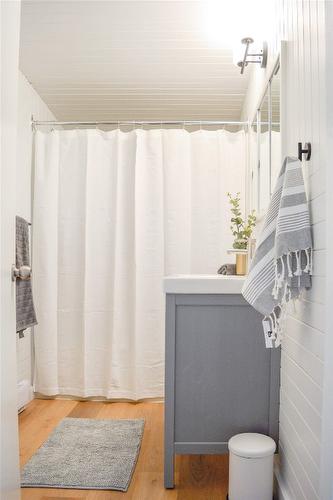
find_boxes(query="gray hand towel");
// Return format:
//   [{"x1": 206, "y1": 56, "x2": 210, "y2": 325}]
[
  {"x1": 16, "y1": 216, "x2": 37, "y2": 338},
  {"x1": 242, "y1": 157, "x2": 312, "y2": 348}
]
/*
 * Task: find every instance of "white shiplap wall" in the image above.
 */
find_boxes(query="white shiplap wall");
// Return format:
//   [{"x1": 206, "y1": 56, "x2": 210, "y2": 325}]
[
  {"x1": 279, "y1": 1, "x2": 326, "y2": 499},
  {"x1": 16, "y1": 72, "x2": 56, "y2": 392},
  {"x1": 243, "y1": 1, "x2": 326, "y2": 499}
]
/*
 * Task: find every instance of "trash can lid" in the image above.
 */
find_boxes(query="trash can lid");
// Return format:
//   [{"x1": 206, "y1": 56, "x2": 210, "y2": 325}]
[{"x1": 228, "y1": 433, "x2": 276, "y2": 458}]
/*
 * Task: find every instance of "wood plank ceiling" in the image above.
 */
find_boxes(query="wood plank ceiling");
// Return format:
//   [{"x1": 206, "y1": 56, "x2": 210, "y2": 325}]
[{"x1": 19, "y1": 0, "x2": 250, "y2": 122}]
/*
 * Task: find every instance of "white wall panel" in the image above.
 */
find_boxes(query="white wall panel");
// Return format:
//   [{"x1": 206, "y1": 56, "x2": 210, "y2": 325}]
[
  {"x1": 303, "y1": 276, "x2": 325, "y2": 305},
  {"x1": 310, "y1": 194, "x2": 325, "y2": 224},
  {"x1": 279, "y1": 422, "x2": 319, "y2": 500},
  {"x1": 292, "y1": 298, "x2": 325, "y2": 332},
  {"x1": 16, "y1": 72, "x2": 56, "y2": 396},
  {"x1": 283, "y1": 335, "x2": 324, "y2": 387},
  {"x1": 320, "y1": 2, "x2": 333, "y2": 498},
  {"x1": 280, "y1": 391, "x2": 321, "y2": 468},
  {"x1": 281, "y1": 353, "x2": 323, "y2": 411},
  {"x1": 242, "y1": 2, "x2": 326, "y2": 497}
]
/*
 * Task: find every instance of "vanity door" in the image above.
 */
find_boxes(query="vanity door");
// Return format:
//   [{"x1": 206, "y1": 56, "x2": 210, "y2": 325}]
[{"x1": 164, "y1": 293, "x2": 280, "y2": 488}]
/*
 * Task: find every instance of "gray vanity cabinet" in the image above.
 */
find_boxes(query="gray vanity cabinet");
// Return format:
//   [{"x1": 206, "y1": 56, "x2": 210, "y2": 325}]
[{"x1": 164, "y1": 293, "x2": 280, "y2": 488}]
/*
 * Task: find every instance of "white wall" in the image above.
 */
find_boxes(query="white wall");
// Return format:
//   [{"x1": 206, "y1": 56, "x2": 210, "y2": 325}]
[
  {"x1": 320, "y1": 3, "x2": 333, "y2": 498},
  {"x1": 242, "y1": 1, "x2": 327, "y2": 499},
  {"x1": 278, "y1": 5, "x2": 325, "y2": 498},
  {"x1": 16, "y1": 71, "x2": 56, "y2": 396}
]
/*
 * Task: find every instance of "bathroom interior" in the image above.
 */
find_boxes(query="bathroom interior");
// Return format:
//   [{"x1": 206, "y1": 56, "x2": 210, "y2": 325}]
[{"x1": 1, "y1": 0, "x2": 332, "y2": 499}]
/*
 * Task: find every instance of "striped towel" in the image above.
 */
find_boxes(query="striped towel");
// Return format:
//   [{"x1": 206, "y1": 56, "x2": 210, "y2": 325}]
[
  {"x1": 242, "y1": 157, "x2": 312, "y2": 348},
  {"x1": 16, "y1": 216, "x2": 37, "y2": 338}
]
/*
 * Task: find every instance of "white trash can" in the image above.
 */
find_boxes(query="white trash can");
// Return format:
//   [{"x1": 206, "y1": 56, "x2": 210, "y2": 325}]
[{"x1": 228, "y1": 433, "x2": 276, "y2": 500}]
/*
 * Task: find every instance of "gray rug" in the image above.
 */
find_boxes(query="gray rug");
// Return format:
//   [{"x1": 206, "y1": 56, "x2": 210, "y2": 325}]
[{"x1": 21, "y1": 417, "x2": 144, "y2": 491}]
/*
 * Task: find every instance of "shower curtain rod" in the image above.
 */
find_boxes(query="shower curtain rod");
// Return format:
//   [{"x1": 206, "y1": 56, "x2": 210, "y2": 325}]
[{"x1": 32, "y1": 119, "x2": 249, "y2": 128}]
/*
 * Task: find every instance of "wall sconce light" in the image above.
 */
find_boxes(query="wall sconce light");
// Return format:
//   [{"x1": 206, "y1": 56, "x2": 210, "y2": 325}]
[{"x1": 234, "y1": 38, "x2": 268, "y2": 74}]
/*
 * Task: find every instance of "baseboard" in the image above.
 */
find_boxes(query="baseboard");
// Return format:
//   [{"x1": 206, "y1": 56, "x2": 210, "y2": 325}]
[
  {"x1": 174, "y1": 442, "x2": 228, "y2": 454},
  {"x1": 17, "y1": 379, "x2": 34, "y2": 411},
  {"x1": 274, "y1": 462, "x2": 293, "y2": 500}
]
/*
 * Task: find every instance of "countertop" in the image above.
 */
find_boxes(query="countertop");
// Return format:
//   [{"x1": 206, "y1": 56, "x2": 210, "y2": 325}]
[{"x1": 163, "y1": 274, "x2": 246, "y2": 294}]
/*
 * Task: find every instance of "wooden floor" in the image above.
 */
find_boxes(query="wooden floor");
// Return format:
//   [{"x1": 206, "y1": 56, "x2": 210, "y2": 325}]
[{"x1": 19, "y1": 399, "x2": 229, "y2": 500}]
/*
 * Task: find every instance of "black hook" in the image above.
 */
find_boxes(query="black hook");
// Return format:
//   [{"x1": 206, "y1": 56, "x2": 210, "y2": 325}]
[{"x1": 298, "y1": 142, "x2": 311, "y2": 161}]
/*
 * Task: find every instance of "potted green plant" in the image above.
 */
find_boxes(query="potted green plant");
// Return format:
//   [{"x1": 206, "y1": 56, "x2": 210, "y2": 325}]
[{"x1": 227, "y1": 192, "x2": 256, "y2": 275}]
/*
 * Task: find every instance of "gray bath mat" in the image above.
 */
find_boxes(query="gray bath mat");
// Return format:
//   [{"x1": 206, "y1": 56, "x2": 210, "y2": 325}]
[{"x1": 21, "y1": 417, "x2": 144, "y2": 491}]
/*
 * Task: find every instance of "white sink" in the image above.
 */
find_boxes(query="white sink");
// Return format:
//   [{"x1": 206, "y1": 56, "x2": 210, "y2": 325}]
[{"x1": 163, "y1": 274, "x2": 245, "y2": 294}]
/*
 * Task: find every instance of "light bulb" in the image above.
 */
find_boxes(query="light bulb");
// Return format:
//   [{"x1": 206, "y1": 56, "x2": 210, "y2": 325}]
[{"x1": 202, "y1": 0, "x2": 274, "y2": 48}]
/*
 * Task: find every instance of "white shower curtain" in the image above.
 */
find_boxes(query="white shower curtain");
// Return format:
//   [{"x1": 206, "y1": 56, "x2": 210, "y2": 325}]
[{"x1": 33, "y1": 128, "x2": 246, "y2": 399}]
